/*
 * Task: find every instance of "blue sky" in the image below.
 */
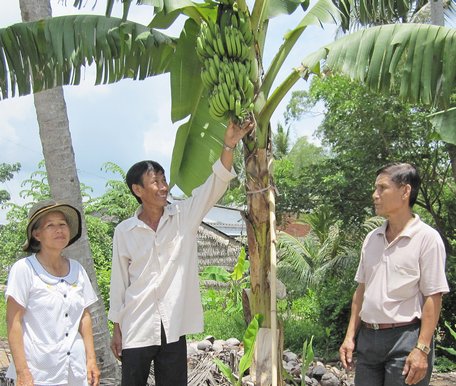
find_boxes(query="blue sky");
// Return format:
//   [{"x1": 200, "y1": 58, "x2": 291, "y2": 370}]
[{"x1": 0, "y1": 0, "x2": 337, "y2": 223}]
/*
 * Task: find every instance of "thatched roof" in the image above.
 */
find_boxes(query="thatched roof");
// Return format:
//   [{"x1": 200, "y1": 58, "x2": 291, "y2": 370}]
[{"x1": 197, "y1": 222, "x2": 244, "y2": 272}]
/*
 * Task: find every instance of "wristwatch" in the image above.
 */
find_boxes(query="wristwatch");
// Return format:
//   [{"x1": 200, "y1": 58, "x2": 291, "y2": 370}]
[
  {"x1": 223, "y1": 143, "x2": 236, "y2": 151},
  {"x1": 415, "y1": 342, "x2": 431, "y2": 354}
]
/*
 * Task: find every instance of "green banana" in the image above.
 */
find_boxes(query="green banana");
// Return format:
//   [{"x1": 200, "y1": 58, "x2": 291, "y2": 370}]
[
  {"x1": 235, "y1": 98, "x2": 241, "y2": 117},
  {"x1": 237, "y1": 67, "x2": 244, "y2": 90},
  {"x1": 238, "y1": 11, "x2": 253, "y2": 46},
  {"x1": 213, "y1": 54, "x2": 221, "y2": 71},
  {"x1": 231, "y1": 13, "x2": 239, "y2": 29},
  {"x1": 217, "y1": 86, "x2": 230, "y2": 111},
  {"x1": 224, "y1": 67, "x2": 233, "y2": 90},
  {"x1": 196, "y1": 36, "x2": 206, "y2": 59},
  {"x1": 229, "y1": 93, "x2": 235, "y2": 111},
  {"x1": 244, "y1": 78, "x2": 254, "y2": 101},
  {"x1": 201, "y1": 70, "x2": 213, "y2": 89},
  {"x1": 224, "y1": 27, "x2": 233, "y2": 57},
  {"x1": 215, "y1": 36, "x2": 226, "y2": 56},
  {"x1": 208, "y1": 60, "x2": 218, "y2": 83},
  {"x1": 221, "y1": 82, "x2": 231, "y2": 107},
  {"x1": 228, "y1": 67, "x2": 236, "y2": 89},
  {"x1": 233, "y1": 30, "x2": 242, "y2": 58},
  {"x1": 210, "y1": 93, "x2": 225, "y2": 117},
  {"x1": 248, "y1": 58, "x2": 258, "y2": 81}
]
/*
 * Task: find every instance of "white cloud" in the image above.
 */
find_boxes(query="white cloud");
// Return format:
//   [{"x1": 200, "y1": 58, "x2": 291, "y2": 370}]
[
  {"x1": 0, "y1": 96, "x2": 41, "y2": 161},
  {"x1": 139, "y1": 73, "x2": 176, "y2": 164}
]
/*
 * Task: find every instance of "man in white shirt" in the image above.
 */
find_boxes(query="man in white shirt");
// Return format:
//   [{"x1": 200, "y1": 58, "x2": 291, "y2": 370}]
[
  {"x1": 108, "y1": 119, "x2": 254, "y2": 386},
  {"x1": 339, "y1": 163, "x2": 449, "y2": 386}
]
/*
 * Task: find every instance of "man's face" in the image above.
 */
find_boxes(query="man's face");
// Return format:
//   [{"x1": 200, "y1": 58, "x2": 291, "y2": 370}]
[
  {"x1": 372, "y1": 173, "x2": 409, "y2": 217},
  {"x1": 133, "y1": 171, "x2": 169, "y2": 208}
]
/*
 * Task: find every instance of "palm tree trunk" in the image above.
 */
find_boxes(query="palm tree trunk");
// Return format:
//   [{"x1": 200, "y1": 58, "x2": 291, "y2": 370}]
[
  {"x1": 430, "y1": 0, "x2": 445, "y2": 25},
  {"x1": 19, "y1": 0, "x2": 120, "y2": 380}
]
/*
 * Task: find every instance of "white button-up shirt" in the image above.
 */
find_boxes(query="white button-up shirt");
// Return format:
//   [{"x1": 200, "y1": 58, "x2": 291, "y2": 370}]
[
  {"x1": 108, "y1": 159, "x2": 236, "y2": 349},
  {"x1": 356, "y1": 215, "x2": 449, "y2": 324},
  {"x1": 5, "y1": 254, "x2": 98, "y2": 384}
]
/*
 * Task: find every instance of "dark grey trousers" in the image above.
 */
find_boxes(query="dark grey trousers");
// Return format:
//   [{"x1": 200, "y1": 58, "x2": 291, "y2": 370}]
[
  {"x1": 355, "y1": 323, "x2": 434, "y2": 386},
  {"x1": 120, "y1": 323, "x2": 187, "y2": 386}
]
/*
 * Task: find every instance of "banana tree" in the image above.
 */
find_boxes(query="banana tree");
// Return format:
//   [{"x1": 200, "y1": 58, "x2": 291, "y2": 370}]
[{"x1": 1, "y1": 0, "x2": 455, "y2": 382}]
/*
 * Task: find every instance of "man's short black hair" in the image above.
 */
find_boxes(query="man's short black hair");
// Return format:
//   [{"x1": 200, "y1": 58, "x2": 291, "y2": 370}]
[
  {"x1": 126, "y1": 160, "x2": 165, "y2": 204},
  {"x1": 376, "y1": 163, "x2": 421, "y2": 207}
]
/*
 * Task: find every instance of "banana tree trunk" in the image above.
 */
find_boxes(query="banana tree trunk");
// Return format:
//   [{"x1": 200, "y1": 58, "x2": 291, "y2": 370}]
[
  {"x1": 19, "y1": 1, "x2": 120, "y2": 380},
  {"x1": 245, "y1": 147, "x2": 271, "y2": 321},
  {"x1": 244, "y1": 144, "x2": 283, "y2": 385}
]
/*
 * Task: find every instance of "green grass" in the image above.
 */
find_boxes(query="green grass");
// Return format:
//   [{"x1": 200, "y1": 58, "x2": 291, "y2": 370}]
[
  {"x1": 0, "y1": 295, "x2": 7, "y2": 339},
  {"x1": 188, "y1": 309, "x2": 246, "y2": 342}
]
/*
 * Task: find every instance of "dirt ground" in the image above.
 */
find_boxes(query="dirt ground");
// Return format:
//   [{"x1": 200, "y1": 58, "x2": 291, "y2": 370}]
[
  {"x1": 346, "y1": 371, "x2": 456, "y2": 386},
  {"x1": 429, "y1": 372, "x2": 456, "y2": 386}
]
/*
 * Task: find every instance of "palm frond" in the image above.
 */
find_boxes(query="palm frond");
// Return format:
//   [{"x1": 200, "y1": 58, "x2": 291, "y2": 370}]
[
  {"x1": 335, "y1": 0, "x2": 428, "y2": 31},
  {"x1": 362, "y1": 216, "x2": 384, "y2": 234}
]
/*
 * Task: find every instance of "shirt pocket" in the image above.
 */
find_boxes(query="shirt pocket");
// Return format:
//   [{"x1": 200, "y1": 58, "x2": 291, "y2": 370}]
[
  {"x1": 387, "y1": 264, "x2": 420, "y2": 300},
  {"x1": 157, "y1": 234, "x2": 182, "y2": 264}
]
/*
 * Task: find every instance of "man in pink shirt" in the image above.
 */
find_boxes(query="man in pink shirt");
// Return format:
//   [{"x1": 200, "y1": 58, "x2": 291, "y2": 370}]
[{"x1": 339, "y1": 163, "x2": 449, "y2": 386}]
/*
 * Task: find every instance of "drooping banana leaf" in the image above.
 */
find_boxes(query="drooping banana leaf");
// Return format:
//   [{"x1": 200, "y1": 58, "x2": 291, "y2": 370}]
[
  {"x1": 300, "y1": 23, "x2": 456, "y2": 108},
  {"x1": 0, "y1": 15, "x2": 176, "y2": 99},
  {"x1": 170, "y1": 94, "x2": 227, "y2": 194},
  {"x1": 167, "y1": 17, "x2": 227, "y2": 193}
]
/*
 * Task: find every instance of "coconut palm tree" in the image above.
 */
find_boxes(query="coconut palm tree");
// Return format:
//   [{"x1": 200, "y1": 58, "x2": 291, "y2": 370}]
[{"x1": 0, "y1": 0, "x2": 455, "y2": 381}]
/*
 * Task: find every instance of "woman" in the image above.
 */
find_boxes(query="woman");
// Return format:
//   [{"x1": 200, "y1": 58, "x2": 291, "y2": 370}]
[{"x1": 5, "y1": 199, "x2": 100, "y2": 386}]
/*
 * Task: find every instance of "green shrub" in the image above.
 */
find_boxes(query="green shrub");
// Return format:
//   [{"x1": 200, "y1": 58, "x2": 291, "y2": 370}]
[
  {"x1": 434, "y1": 355, "x2": 456, "y2": 372},
  {"x1": 282, "y1": 316, "x2": 324, "y2": 354},
  {"x1": 189, "y1": 308, "x2": 246, "y2": 341}
]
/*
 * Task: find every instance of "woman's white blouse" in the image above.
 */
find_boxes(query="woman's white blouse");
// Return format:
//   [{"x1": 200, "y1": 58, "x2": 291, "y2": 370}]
[{"x1": 5, "y1": 254, "x2": 97, "y2": 384}]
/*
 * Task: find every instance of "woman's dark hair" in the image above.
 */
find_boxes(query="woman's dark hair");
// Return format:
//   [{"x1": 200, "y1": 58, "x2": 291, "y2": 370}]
[
  {"x1": 376, "y1": 163, "x2": 421, "y2": 207},
  {"x1": 126, "y1": 160, "x2": 165, "y2": 204}
]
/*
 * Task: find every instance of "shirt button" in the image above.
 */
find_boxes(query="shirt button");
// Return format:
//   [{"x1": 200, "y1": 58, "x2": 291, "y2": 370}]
[
  {"x1": 65, "y1": 313, "x2": 68, "y2": 317},
  {"x1": 67, "y1": 352, "x2": 70, "y2": 355},
  {"x1": 60, "y1": 279, "x2": 64, "y2": 283},
  {"x1": 64, "y1": 294, "x2": 67, "y2": 298},
  {"x1": 65, "y1": 333, "x2": 69, "y2": 337}
]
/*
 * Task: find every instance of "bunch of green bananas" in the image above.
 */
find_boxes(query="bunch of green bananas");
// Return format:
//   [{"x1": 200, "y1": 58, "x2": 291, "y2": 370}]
[{"x1": 196, "y1": 1, "x2": 258, "y2": 123}]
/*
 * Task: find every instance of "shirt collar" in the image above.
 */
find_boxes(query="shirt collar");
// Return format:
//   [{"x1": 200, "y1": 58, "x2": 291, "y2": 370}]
[
  {"x1": 27, "y1": 254, "x2": 78, "y2": 285},
  {"x1": 377, "y1": 214, "x2": 421, "y2": 239},
  {"x1": 126, "y1": 204, "x2": 178, "y2": 231}
]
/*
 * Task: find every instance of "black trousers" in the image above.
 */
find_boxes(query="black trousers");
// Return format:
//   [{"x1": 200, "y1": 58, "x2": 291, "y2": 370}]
[{"x1": 121, "y1": 323, "x2": 187, "y2": 386}]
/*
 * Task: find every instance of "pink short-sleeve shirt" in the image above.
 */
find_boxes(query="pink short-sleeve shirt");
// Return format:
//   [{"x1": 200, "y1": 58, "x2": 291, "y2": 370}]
[{"x1": 355, "y1": 215, "x2": 449, "y2": 324}]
